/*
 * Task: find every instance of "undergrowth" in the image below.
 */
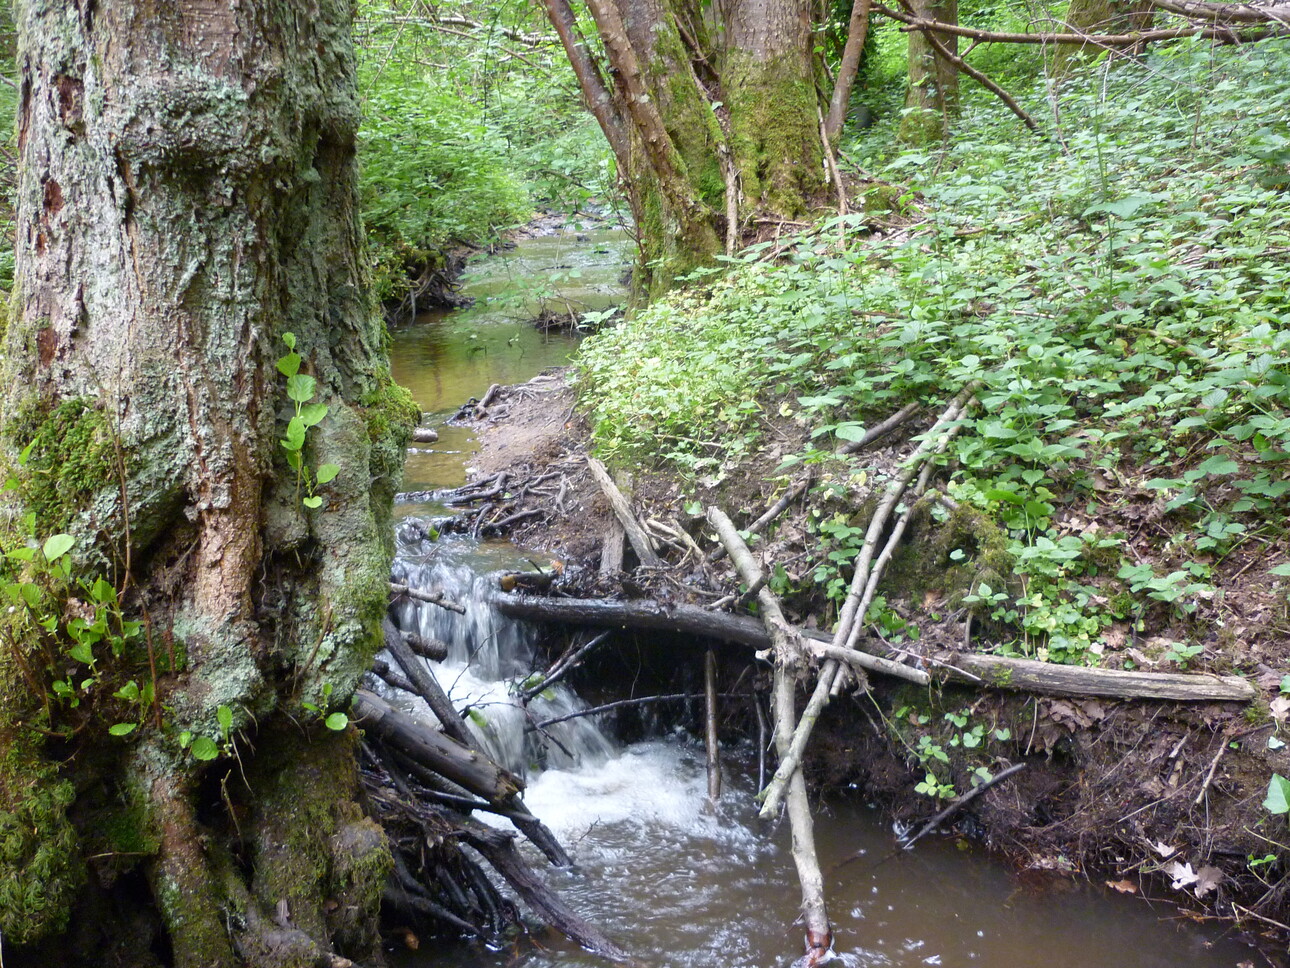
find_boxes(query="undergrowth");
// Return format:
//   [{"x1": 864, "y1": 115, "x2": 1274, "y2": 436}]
[{"x1": 578, "y1": 38, "x2": 1290, "y2": 667}]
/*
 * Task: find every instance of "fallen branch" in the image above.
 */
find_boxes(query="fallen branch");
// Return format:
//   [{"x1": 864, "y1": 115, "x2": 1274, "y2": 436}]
[
  {"x1": 391, "y1": 582, "x2": 467, "y2": 614},
  {"x1": 837, "y1": 400, "x2": 922, "y2": 455},
  {"x1": 893, "y1": 0, "x2": 1040, "y2": 132},
  {"x1": 707, "y1": 507, "x2": 831, "y2": 962},
  {"x1": 353, "y1": 690, "x2": 521, "y2": 803},
  {"x1": 759, "y1": 387, "x2": 978, "y2": 818},
  {"x1": 383, "y1": 620, "x2": 572, "y2": 867},
  {"x1": 900, "y1": 762, "x2": 1027, "y2": 849},
  {"x1": 874, "y1": 3, "x2": 1286, "y2": 42},
  {"x1": 587, "y1": 457, "x2": 662, "y2": 567},
  {"x1": 705, "y1": 648, "x2": 722, "y2": 801},
  {"x1": 459, "y1": 819, "x2": 632, "y2": 962}
]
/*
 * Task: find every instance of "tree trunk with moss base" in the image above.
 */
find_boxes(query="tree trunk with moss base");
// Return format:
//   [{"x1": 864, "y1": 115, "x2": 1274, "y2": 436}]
[
  {"x1": 0, "y1": 1, "x2": 416, "y2": 964},
  {"x1": 545, "y1": 0, "x2": 827, "y2": 297}
]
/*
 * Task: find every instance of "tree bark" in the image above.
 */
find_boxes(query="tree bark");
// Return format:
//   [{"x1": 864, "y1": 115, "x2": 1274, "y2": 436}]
[
  {"x1": 900, "y1": 0, "x2": 960, "y2": 143},
  {"x1": 1, "y1": 0, "x2": 416, "y2": 959},
  {"x1": 825, "y1": 0, "x2": 874, "y2": 142},
  {"x1": 541, "y1": 0, "x2": 827, "y2": 296}
]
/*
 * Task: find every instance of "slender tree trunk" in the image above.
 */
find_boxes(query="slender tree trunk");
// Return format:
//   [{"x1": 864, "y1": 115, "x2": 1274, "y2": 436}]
[
  {"x1": 900, "y1": 0, "x2": 960, "y2": 143},
  {"x1": 1, "y1": 0, "x2": 415, "y2": 961},
  {"x1": 825, "y1": 0, "x2": 874, "y2": 142}
]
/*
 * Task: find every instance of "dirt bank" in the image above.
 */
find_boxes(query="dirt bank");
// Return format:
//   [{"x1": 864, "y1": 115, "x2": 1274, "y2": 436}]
[{"x1": 424, "y1": 369, "x2": 1290, "y2": 958}]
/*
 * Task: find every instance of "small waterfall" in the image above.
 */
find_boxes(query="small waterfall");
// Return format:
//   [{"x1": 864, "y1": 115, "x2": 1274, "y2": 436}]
[{"x1": 385, "y1": 517, "x2": 615, "y2": 779}]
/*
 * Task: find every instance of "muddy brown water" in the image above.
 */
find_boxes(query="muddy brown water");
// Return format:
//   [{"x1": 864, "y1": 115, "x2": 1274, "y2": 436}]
[{"x1": 385, "y1": 226, "x2": 1252, "y2": 968}]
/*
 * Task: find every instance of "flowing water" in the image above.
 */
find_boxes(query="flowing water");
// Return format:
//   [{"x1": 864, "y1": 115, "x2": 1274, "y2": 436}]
[{"x1": 382, "y1": 226, "x2": 1253, "y2": 968}]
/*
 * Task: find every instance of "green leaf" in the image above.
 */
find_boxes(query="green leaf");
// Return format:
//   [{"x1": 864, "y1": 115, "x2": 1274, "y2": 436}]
[
  {"x1": 282, "y1": 417, "x2": 306, "y2": 452},
  {"x1": 178, "y1": 730, "x2": 193, "y2": 749},
  {"x1": 190, "y1": 736, "x2": 219, "y2": 761},
  {"x1": 834, "y1": 423, "x2": 868, "y2": 442},
  {"x1": 1264, "y1": 773, "x2": 1290, "y2": 815},
  {"x1": 299, "y1": 402, "x2": 329, "y2": 427},
  {"x1": 42, "y1": 533, "x2": 75, "y2": 562},
  {"x1": 302, "y1": 495, "x2": 324, "y2": 509},
  {"x1": 1195, "y1": 455, "x2": 1239, "y2": 477},
  {"x1": 5, "y1": 547, "x2": 34, "y2": 561},
  {"x1": 1270, "y1": 563, "x2": 1290, "y2": 577},
  {"x1": 282, "y1": 331, "x2": 297, "y2": 351},
  {"x1": 286, "y1": 373, "x2": 317, "y2": 403},
  {"x1": 113, "y1": 680, "x2": 140, "y2": 702},
  {"x1": 276, "y1": 352, "x2": 301, "y2": 378},
  {"x1": 109, "y1": 722, "x2": 137, "y2": 736},
  {"x1": 314, "y1": 464, "x2": 340, "y2": 485},
  {"x1": 90, "y1": 577, "x2": 116, "y2": 604},
  {"x1": 324, "y1": 712, "x2": 349, "y2": 731},
  {"x1": 217, "y1": 705, "x2": 233, "y2": 737},
  {"x1": 68, "y1": 641, "x2": 94, "y2": 665}
]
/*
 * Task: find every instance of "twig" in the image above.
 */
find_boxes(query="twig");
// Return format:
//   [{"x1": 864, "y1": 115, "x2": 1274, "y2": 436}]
[
  {"x1": 900, "y1": 763, "x2": 1028, "y2": 849},
  {"x1": 1193, "y1": 735, "x2": 1229, "y2": 805}
]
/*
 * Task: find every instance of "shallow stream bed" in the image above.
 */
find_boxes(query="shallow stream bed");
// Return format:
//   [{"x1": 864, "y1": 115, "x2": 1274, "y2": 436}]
[{"x1": 384, "y1": 226, "x2": 1253, "y2": 968}]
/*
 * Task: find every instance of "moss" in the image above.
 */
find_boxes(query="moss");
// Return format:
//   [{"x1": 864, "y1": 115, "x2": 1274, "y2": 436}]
[
  {"x1": 725, "y1": 53, "x2": 825, "y2": 217},
  {"x1": 247, "y1": 724, "x2": 388, "y2": 957},
  {"x1": 359, "y1": 372, "x2": 418, "y2": 554},
  {"x1": 0, "y1": 726, "x2": 83, "y2": 944},
  {"x1": 3, "y1": 396, "x2": 116, "y2": 535}
]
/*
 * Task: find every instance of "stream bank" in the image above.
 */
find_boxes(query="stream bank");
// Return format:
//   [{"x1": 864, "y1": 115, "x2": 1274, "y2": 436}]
[{"x1": 442, "y1": 372, "x2": 1290, "y2": 959}]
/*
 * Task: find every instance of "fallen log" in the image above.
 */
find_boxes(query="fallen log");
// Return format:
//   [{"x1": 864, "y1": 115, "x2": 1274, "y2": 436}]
[
  {"x1": 353, "y1": 690, "x2": 521, "y2": 803},
  {"x1": 495, "y1": 594, "x2": 1253, "y2": 701},
  {"x1": 939, "y1": 652, "x2": 1256, "y2": 701}
]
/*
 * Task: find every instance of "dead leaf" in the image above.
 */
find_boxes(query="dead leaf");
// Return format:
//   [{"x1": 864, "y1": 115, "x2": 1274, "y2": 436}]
[
  {"x1": 1101, "y1": 626, "x2": 1127, "y2": 650},
  {"x1": 1150, "y1": 840, "x2": 1178, "y2": 858},
  {"x1": 1165, "y1": 860, "x2": 1198, "y2": 890},
  {"x1": 1194, "y1": 865, "x2": 1224, "y2": 899},
  {"x1": 1105, "y1": 879, "x2": 1138, "y2": 894},
  {"x1": 1271, "y1": 696, "x2": 1290, "y2": 723},
  {"x1": 923, "y1": 590, "x2": 943, "y2": 609}
]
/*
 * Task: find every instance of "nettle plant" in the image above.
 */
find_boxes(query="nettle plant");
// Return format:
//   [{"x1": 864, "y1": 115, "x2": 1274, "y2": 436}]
[{"x1": 277, "y1": 332, "x2": 339, "y2": 509}]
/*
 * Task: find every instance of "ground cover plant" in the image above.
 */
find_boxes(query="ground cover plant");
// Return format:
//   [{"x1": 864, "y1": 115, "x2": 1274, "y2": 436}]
[{"x1": 578, "y1": 37, "x2": 1290, "y2": 671}]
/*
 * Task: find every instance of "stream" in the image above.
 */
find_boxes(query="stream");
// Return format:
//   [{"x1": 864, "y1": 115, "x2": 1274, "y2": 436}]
[{"x1": 383, "y1": 226, "x2": 1252, "y2": 967}]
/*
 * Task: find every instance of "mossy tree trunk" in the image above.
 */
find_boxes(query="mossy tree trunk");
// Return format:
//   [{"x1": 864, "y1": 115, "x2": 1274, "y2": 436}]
[
  {"x1": 543, "y1": 0, "x2": 827, "y2": 297},
  {"x1": 0, "y1": 1, "x2": 416, "y2": 964},
  {"x1": 899, "y1": 0, "x2": 960, "y2": 144},
  {"x1": 1052, "y1": 0, "x2": 1156, "y2": 73}
]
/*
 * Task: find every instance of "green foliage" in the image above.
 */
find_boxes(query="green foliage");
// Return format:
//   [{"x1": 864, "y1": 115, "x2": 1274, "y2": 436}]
[
  {"x1": 278, "y1": 332, "x2": 340, "y2": 509},
  {"x1": 580, "y1": 39, "x2": 1290, "y2": 666},
  {"x1": 358, "y1": 67, "x2": 532, "y2": 300}
]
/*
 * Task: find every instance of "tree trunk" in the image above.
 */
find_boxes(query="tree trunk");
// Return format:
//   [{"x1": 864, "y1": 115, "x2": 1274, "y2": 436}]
[
  {"x1": 900, "y1": 0, "x2": 960, "y2": 143},
  {"x1": 1, "y1": 0, "x2": 416, "y2": 962},
  {"x1": 544, "y1": 0, "x2": 827, "y2": 297},
  {"x1": 1053, "y1": 0, "x2": 1157, "y2": 72}
]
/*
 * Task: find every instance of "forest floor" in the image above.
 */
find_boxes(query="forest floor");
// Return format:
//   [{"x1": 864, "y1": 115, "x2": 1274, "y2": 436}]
[{"x1": 429, "y1": 369, "x2": 1290, "y2": 960}]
